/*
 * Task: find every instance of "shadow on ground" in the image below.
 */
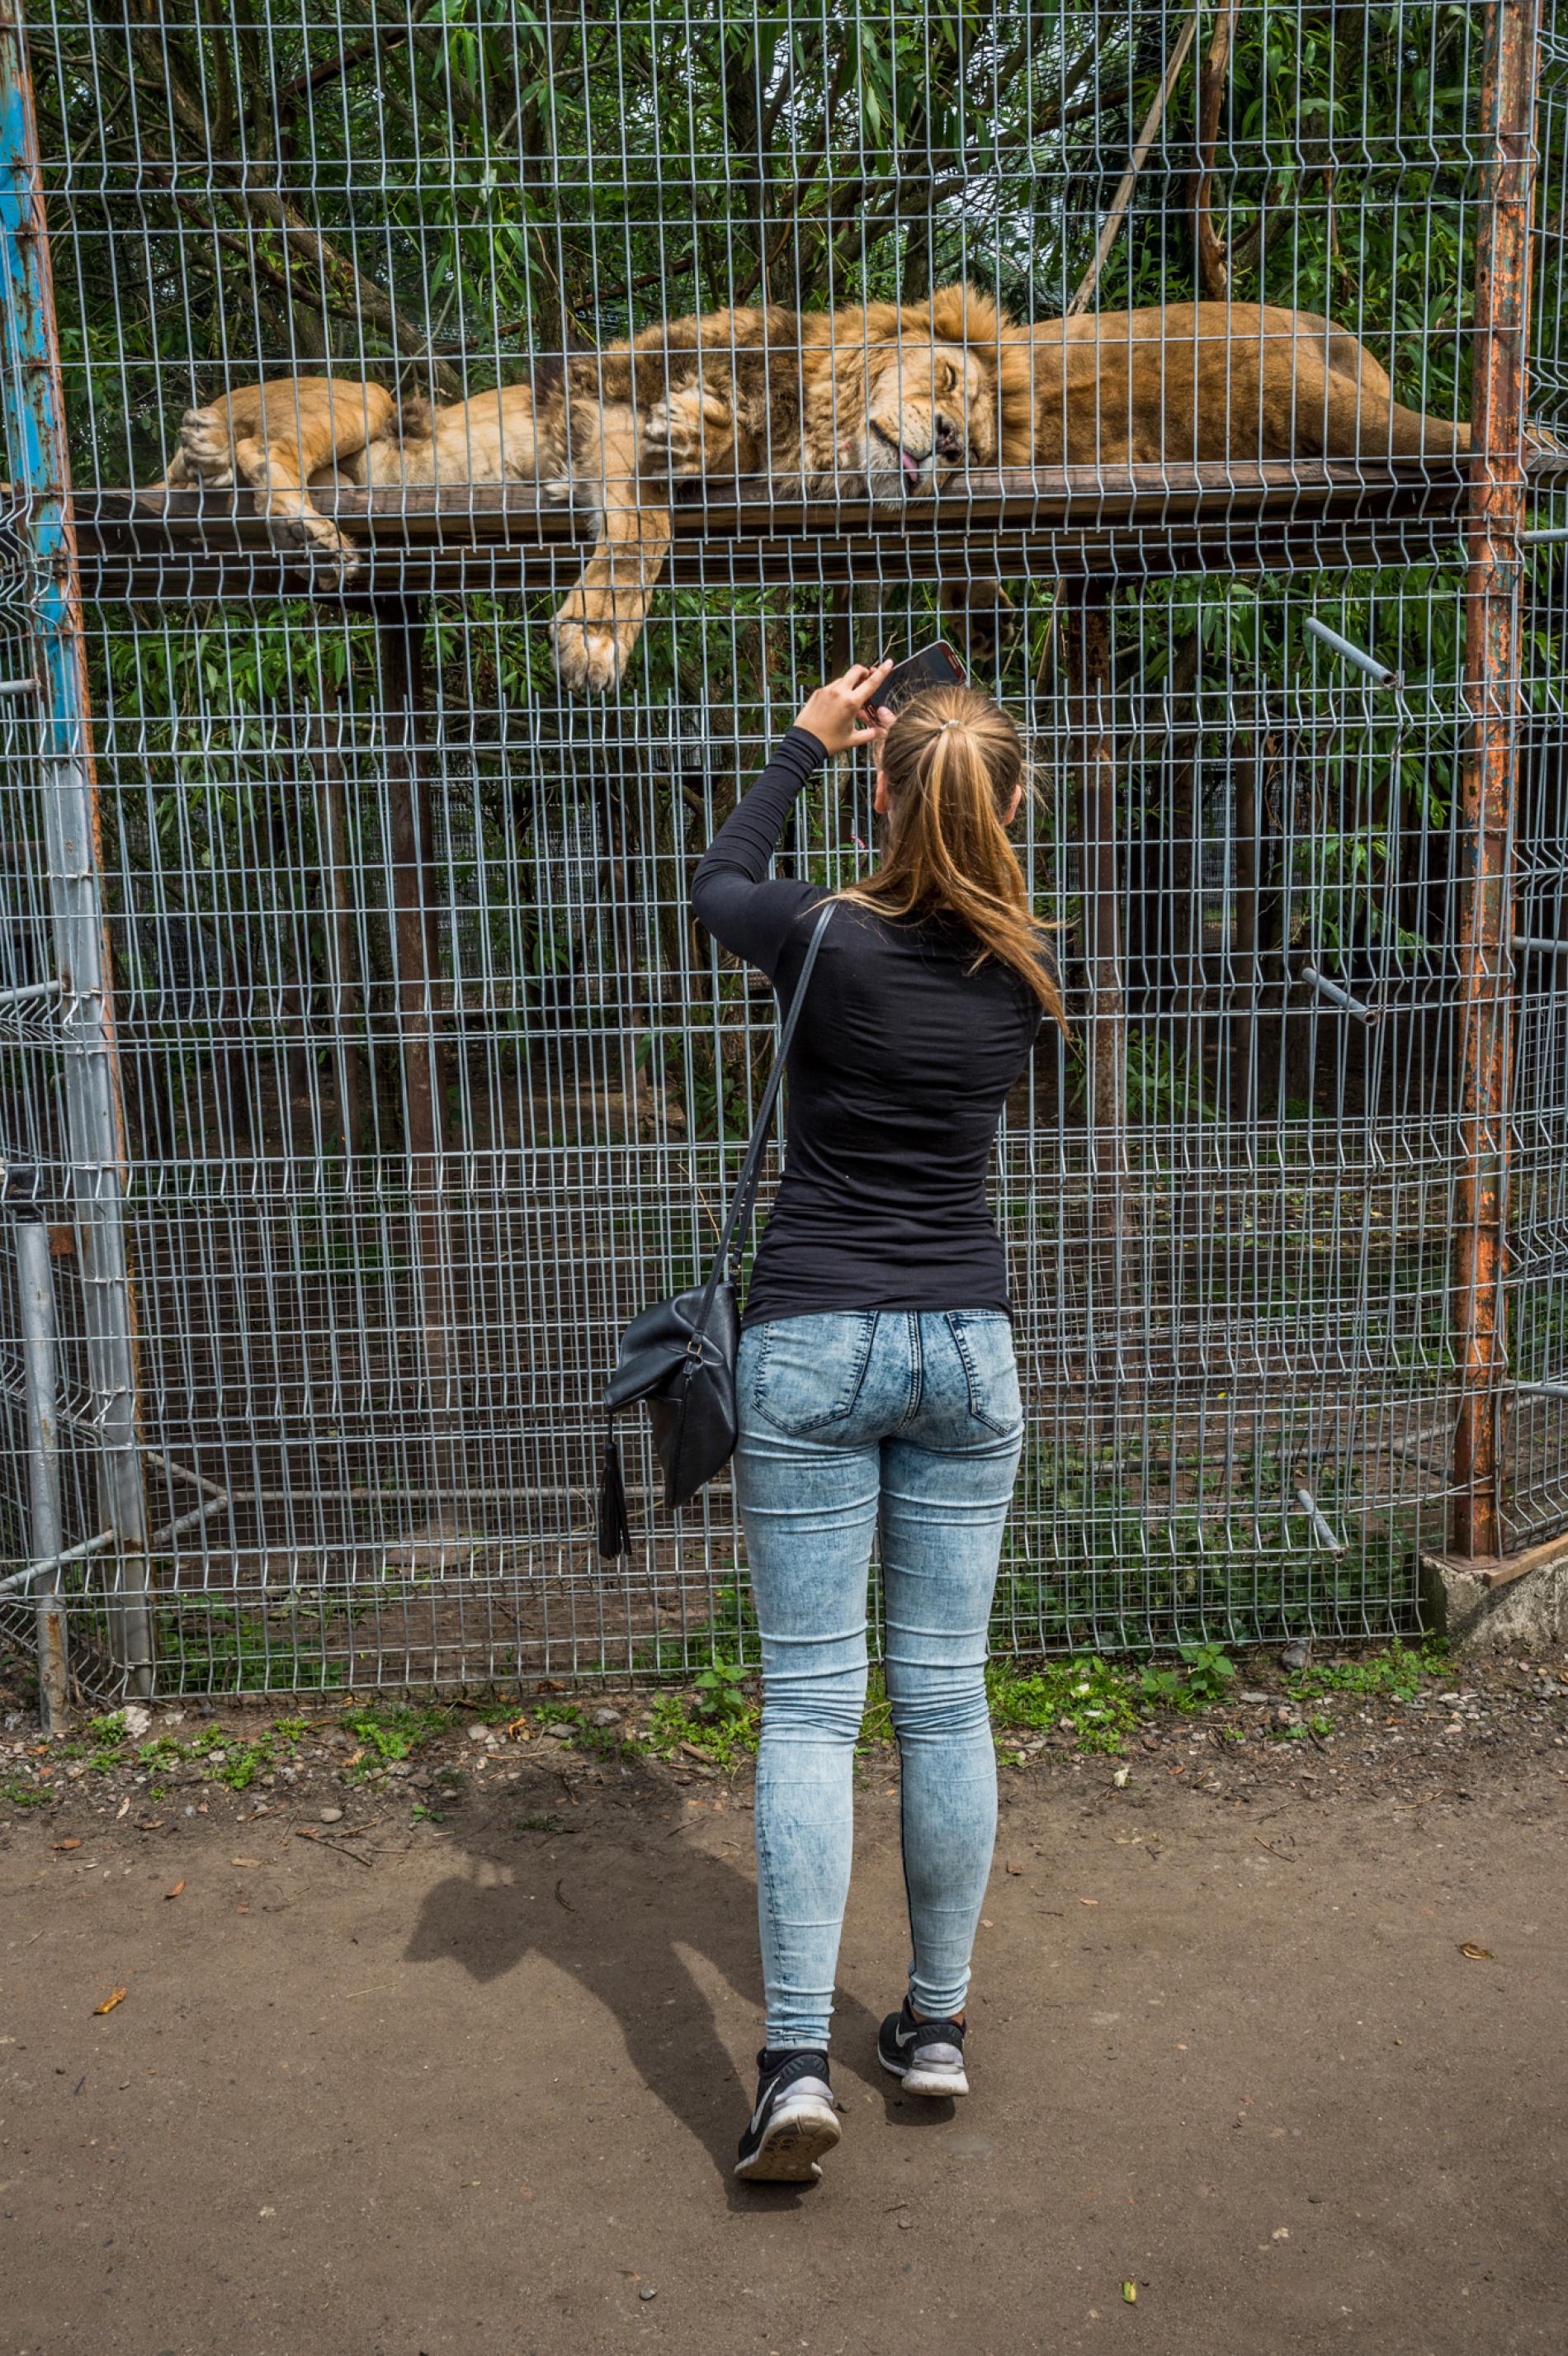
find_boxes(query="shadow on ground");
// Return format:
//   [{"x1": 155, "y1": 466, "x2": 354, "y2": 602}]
[{"x1": 403, "y1": 1772, "x2": 947, "y2": 2204}]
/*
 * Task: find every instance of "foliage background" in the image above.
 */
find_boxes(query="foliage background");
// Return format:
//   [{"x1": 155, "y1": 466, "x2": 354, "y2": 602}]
[
  {"x1": 34, "y1": 4, "x2": 1520, "y2": 467},
  {"x1": 29, "y1": 2, "x2": 1558, "y2": 1133}
]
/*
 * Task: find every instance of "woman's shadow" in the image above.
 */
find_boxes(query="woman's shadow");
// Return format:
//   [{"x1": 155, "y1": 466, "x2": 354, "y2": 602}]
[{"x1": 403, "y1": 1766, "x2": 949, "y2": 2204}]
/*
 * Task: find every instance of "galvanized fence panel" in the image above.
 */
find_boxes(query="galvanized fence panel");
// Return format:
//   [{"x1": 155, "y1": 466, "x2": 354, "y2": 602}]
[{"x1": 1, "y1": 1, "x2": 1562, "y2": 1700}]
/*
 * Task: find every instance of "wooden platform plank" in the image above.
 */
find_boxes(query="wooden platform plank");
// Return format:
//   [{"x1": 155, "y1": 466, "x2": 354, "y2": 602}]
[{"x1": 67, "y1": 457, "x2": 1497, "y2": 603}]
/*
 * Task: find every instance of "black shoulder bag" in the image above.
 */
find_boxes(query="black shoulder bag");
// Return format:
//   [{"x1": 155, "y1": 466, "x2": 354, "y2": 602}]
[{"x1": 596, "y1": 901, "x2": 834, "y2": 1559}]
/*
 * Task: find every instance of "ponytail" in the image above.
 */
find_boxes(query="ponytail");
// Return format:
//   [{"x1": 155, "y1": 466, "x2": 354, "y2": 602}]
[{"x1": 838, "y1": 684, "x2": 1067, "y2": 1032}]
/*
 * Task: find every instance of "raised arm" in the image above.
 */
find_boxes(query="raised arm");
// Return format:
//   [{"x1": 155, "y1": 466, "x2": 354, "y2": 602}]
[{"x1": 690, "y1": 661, "x2": 892, "y2": 978}]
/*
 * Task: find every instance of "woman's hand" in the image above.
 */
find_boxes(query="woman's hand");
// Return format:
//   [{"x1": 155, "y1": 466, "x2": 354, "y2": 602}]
[{"x1": 792, "y1": 660, "x2": 895, "y2": 756}]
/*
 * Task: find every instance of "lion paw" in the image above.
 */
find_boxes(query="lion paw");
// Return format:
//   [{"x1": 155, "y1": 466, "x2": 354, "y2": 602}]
[
  {"x1": 265, "y1": 510, "x2": 359, "y2": 589},
  {"x1": 552, "y1": 617, "x2": 626, "y2": 694},
  {"x1": 644, "y1": 388, "x2": 730, "y2": 472},
  {"x1": 540, "y1": 475, "x2": 577, "y2": 507},
  {"x1": 178, "y1": 407, "x2": 236, "y2": 485}
]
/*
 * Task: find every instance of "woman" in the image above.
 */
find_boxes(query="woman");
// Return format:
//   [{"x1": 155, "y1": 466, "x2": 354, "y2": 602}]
[{"x1": 691, "y1": 660, "x2": 1065, "y2": 2184}]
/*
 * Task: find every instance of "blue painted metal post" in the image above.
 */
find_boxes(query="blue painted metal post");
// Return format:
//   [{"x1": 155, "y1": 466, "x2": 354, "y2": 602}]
[{"x1": 0, "y1": 2, "x2": 151, "y2": 1693}]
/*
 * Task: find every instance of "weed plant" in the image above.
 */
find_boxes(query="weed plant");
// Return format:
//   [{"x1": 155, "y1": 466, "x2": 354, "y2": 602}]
[{"x1": 2, "y1": 1639, "x2": 1461, "y2": 1811}]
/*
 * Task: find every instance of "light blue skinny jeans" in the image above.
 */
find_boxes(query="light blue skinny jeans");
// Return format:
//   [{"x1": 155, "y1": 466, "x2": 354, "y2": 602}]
[{"x1": 734, "y1": 1308, "x2": 1024, "y2": 2051}]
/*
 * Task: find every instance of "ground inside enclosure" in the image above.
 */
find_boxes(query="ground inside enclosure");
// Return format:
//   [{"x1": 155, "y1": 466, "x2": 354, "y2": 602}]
[{"x1": 2, "y1": 1655, "x2": 1566, "y2": 2356}]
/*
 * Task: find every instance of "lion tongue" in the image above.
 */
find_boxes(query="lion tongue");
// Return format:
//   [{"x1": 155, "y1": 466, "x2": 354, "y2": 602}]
[{"x1": 900, "y1": 448, "x2": 922, "y2": 487}]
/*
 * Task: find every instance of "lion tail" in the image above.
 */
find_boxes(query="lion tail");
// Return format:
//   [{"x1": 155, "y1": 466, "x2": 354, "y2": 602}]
[{"x1": 1377, "y1": 400, "x2": 1471, "y2": 458}]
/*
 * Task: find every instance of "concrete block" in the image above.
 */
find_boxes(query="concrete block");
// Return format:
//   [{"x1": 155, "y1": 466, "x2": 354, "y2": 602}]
[{"x1": 1420, "y1": 1532, "x2": 1568, "y2": 1653}]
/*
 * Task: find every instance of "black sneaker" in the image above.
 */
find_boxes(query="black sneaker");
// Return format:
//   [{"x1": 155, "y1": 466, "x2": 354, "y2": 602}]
[
  {"x1": 877, "y1": 1999, "x2": 969, "y2": 2097},
  {"x1": 734, "y1": 2048, "x2": 841, "y2": 2183}
]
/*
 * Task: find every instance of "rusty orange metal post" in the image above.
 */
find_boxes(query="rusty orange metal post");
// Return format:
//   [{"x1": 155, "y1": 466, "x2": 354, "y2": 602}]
[{"x1": 1451, "y1": 0, "x2": 1539, "y2": 1559}]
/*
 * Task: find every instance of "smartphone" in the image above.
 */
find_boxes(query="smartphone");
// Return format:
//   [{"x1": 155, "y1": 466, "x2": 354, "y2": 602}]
[{"x1": 879, "y1": 639, "x2": 968, "y2": 713}]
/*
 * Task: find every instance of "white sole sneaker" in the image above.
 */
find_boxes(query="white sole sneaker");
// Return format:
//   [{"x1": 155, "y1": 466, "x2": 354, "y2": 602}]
[
  {"x1": 878, "y1": 2046, "x2": 971, "y2": 2098},
  {"x1": 735, "y1": 2052, "x2": 843, "y2": 2183},
  {"x1": 734, "y1": 2094, "x2": 843, "y2": 2182},
  {"x1": 877, "y1": 2005, "x2": 970, "y2": 2097}
]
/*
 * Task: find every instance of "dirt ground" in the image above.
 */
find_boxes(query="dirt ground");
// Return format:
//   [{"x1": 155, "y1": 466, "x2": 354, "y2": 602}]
[{"x1": 2, "y1": 1659, "x2": 1566, "y2": 2356}]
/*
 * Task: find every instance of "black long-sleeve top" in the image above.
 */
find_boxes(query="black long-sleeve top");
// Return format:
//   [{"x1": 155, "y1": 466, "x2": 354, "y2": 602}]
[{"x1": 689, "y1": 726, "x2": 1042, "y2": 1329}]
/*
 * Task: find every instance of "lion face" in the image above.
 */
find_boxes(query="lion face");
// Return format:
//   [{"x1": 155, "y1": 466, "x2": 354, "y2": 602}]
[{"x1": 828, "y1": 338, "x2": 995, "y2": 505}]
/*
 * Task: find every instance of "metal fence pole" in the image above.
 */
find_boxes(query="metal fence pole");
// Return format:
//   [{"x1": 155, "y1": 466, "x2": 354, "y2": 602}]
[
  {"x1": 1451, "y1": 0, "x2": 1540, "y2": 1560},
  {"x1": 12, "y1": 1190, "x2": 69, "y2": 1728},
  {"x1": 375, "y1": 595, "x2": 454, "y2": 1429},
  {"x1": 1066, "y1": 580, "x2": 1130, "y2": 1205},
  {"x1": 0, "y1": 7, "x2": 152, "y2": 1688}
]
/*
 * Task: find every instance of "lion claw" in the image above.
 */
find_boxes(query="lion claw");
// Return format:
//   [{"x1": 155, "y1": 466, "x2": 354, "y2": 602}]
[
  {"x1": 262, "y1": 511, "x2": 359, "y2": 589},
  {"x1": 645, "y1": 388, "x2": 730, "y2": 472},
  {"x1": 177, "y1": 408, "x2": 239, "y2": 484},
  {"x1": 552, "y1": 617, "x2": 626, "y2": 695}
]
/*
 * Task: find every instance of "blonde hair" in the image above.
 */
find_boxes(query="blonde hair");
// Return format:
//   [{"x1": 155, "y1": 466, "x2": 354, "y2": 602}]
[{"x1": 838, "y1": 684, "x2": 1067, "y2": 1032}]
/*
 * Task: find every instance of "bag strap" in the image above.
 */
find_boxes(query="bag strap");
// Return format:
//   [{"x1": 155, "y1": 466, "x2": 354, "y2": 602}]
[{"x1": 691, "y1": 899, "x2": 834, "y2": 1333}]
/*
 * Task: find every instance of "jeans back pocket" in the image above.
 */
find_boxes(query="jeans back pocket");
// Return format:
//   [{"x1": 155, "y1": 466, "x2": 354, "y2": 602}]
[
  {"x1": 943, "y1": 1311, "x2": 1023, "y2": 1436},
  {"x1": 748, "y1": 1311, "x2": 878, "y2": 1437}
]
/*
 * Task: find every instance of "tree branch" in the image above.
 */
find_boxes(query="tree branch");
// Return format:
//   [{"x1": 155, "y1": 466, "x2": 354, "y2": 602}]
[
  {"x1": 1226, "y1": 177, "x2": 1291, "y2": 284},
  {"x1": 276, "y1": 7, "x2": 433, "y2": 106},
  {"x1": 1192, "y1": 0, "x2": 1240, "y2": 299},
  {"x1": 759, "y1": 55, "x2": 796, "y2": 149},
  {"x1": 1066, "y1": 7, "x2": 1201, "y2": 317},
  {"x1": 225, "y1": 175, "x2": 464, "y2": 395}
]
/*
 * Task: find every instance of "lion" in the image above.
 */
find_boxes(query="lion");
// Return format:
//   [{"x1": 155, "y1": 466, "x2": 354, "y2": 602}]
[
  {"x1": 1001, "y1": 300, "x2": 1469, "y2": 464},
  {"x1": 645, "y1": 296, "x2": 1470, "y2": 479},
  {"x1": 938, "y1": 298, "x2": 1472, "y2": 650},
  {"x1": 642, "y1": 294, "x2": 1474, "y2": 653},
  {"x1": 158, "y1": 288, "x2": 1472, "y2": 688},
  {"x1": 157, "y1": 284, "x2": 1004, "y2": 692},
  {"x1": 640, "y1": 294, "x2": 1476, "y2": 660}
]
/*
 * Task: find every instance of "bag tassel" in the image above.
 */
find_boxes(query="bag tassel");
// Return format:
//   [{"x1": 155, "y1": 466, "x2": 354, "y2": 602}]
[{"x1": 597, "y1": 1423, "x2": 631, "y2": 1561}]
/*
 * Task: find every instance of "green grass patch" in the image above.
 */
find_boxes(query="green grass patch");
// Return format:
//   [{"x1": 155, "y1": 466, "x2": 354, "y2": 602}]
[
  {"x1": 531, "y1": 1701, "x2": 644, "y2": 1762},
  {"x1": 641, "y1": 1691, "x2": 759, "y2": 1772},
  {"x1": 137, "y1": 1729, "x2": 211, "y2": 1768},
  {"x1": 58, "y1": 1712, "x2": 138, "y2": 1775},
  {"x1": 1286, "y1": 1639, "x2": 1448, "y2": 1705},
  {"x1": 987, "y1": 1656, "x2": 1144, "y2": 1754},
  {"x1": 151, "y1": 1603, "x2": 353, "y2": 1694},
  {"x1": 126, "y1": 1720, "x2": 287, "y2": 1791},
  {"x1": 2, "y1": 1778, "x2": 52, "y2": 1808},
  {"x1": 1140, "y1": 1641, "x2": 1239, "y2": 1710},
  {"x1": 632, "y1": 1582, "x2": 762, "y2": 1677},
  {"x1": 342, "y1": 1701, "x2": 454, "y2": 1776},
  {"x1": 692, "y1": 1659, "x2": 751, "y2": 1722},
  {"x1": 988, "y1": 1643, "x2": 1245, "y2": 1755},
  {"x1": 1269, "y1": 1715, "x2": 1331, "y2": 1743}
]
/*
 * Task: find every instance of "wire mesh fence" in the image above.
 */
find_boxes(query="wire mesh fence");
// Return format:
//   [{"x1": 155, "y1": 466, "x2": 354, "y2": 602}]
[{"x1": 2, "y1": 1, "x2": 1564, "y2": 1701}]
